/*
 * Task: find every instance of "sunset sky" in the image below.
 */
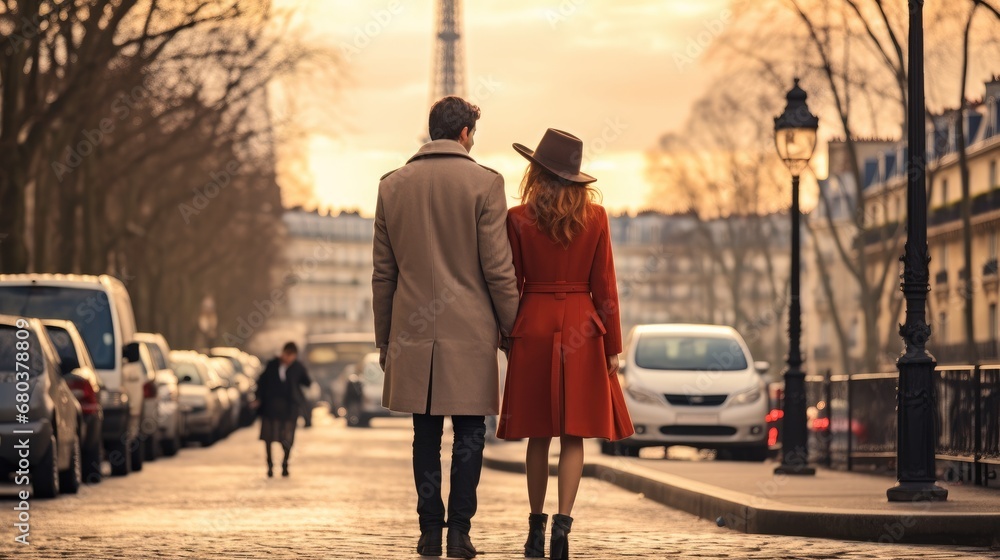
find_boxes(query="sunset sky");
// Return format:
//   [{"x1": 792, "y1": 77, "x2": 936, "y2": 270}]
[{"x1": 276, "y1": 0, "x2": 734, "y2": 216}]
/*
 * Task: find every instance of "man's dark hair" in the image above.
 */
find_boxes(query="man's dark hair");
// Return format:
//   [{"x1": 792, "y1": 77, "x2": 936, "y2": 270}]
[
  {"x1": 282, "y1": 342, "x2": 298, "y2": 355},
  {"x1": 428, "y1": 96, "x2": 481, "y2": 141}
]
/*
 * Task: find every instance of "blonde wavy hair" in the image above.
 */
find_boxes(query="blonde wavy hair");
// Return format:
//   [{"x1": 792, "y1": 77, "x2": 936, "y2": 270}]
[{"x1": 519, "y1": 163, "x2": 600, "y2": 247}]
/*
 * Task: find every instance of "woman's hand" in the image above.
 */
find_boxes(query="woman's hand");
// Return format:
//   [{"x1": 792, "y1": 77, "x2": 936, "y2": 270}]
[{"x1": 606, "y1": 354, "x2": 619, "y2": 377}]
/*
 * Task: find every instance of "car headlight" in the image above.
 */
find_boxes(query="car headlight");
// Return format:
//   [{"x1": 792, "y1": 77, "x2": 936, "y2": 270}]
[
  {"x1": 625, "y1": 384, "x2": 663, "y2": 406},
  {"x1": 732, "y1": 385, "x2": 762, "y2": 405}
]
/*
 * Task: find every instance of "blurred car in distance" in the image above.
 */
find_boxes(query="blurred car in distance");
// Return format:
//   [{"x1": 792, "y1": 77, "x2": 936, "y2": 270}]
[
  {"x1": 170, "y1": 350, "x2": 225, "y2": 447},
  {"x1": 340, "y1": 352, "x2": 405, "y2": 428},
  {"x1": 304, "y1": 333, "x2": 377, "y2": 417}
]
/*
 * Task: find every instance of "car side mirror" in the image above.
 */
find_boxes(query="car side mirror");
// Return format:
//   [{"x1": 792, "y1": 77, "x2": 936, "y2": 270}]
[
  {"x1": 754, "y1": 361, "x2": 771, "y2": 375},
  {"x1": 123, "y1": 342, "x2": 141, "y2": 364}
]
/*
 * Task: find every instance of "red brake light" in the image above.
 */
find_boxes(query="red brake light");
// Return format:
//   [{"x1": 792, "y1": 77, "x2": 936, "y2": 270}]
[
  {"x1": 143, "y1": 380, "x2": 157, "y2": 399},
  {"x1": 67, "y1": 378, "x2": 100, "y2": 415}
]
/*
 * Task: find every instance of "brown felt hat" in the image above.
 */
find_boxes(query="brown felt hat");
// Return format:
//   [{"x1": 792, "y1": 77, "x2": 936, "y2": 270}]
[{"x1": 512, "y1": 128, "x2": 596, "y2": 184}]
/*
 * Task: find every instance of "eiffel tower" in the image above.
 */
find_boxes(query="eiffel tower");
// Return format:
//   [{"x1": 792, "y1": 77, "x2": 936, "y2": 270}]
[{"x1": 431, "y1": 0, "x2": 466, "y2": 101}]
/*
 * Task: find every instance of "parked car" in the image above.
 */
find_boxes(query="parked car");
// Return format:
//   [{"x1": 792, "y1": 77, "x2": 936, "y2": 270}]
[
  {"x1": 0, "y1": 274, "x2": 145, "y2": 476},
  {"x1": 208, "y1": 347, "x2": 258, "y2": 427},
  {"x1": 606, "y1": 324, "x2": 770, "y2": 461},
  {"x1": 208, "y1": 357, "x2": 241, "y2": 437},
  {"x1": 0, "y1": 316, "x2": 83, "y2": 497},
  {"x1": 304, "y1": 333, "x2": 377, "y2": 417},
  {"x1": 131, "y1": 342, "x2": 162, "y2": 463},
  {"x1": 40, "y1": 320, "x2": 105, "y2": 482},
  {"x1": 341, "y1": 352, "x2": 404, "y2": 428},
  {"x1": 135, "y1": 333, "x2": 183, "y2": 457},
  {"x1": 170, "y1": 351, "x2": 225, "y2": 446}
]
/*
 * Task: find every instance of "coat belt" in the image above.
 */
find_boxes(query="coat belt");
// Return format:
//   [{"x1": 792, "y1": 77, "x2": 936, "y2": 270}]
[{"x1": 522, "y1": 281, "x2": 590, "y2": 294}]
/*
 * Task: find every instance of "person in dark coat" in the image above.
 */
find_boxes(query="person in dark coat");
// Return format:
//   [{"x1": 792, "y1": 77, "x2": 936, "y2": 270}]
[{"x1": 256, "y1": 342, "x2": 311, "y2": 477}]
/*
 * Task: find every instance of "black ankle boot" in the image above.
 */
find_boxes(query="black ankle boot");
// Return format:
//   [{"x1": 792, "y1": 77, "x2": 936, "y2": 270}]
[
  {"x1": 524, "y1": 513, "x2": 548, "y2": 557},
  {"x1": 281, "y1": 463, "x2": 289, "y2": 477},
  {"x1": 266, "y1": 460, "x2": 273, "y2": 478},
  {"x1": 446, "y1": 528, "x2": 478, "y2": 559},
  {"x1": 550, "y1": 514, "x2": 573, "y2": 560},
  {"x1": 416, "y1": 528, "x2": 442, "y2": 556}
]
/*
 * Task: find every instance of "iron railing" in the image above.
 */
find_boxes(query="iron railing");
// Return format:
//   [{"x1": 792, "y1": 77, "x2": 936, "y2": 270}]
[{"x1": 801, "y1": 365, "x2": 999, "y2": 487}]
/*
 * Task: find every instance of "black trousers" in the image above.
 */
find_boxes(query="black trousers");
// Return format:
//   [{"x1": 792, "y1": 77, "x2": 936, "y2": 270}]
[{"x1": 412, "y1": 413, "x2": 486, "y2": 533}]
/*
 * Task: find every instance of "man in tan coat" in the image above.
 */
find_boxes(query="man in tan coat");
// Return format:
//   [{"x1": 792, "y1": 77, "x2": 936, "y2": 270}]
[{"x1": 372, "y1": 96, "x2": 519, "y2": 558}]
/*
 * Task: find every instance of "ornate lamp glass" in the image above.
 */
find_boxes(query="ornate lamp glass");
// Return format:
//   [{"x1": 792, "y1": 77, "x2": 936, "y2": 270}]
[{"x1": 774, "y1": 78, "x2": 819, "y2": 175}]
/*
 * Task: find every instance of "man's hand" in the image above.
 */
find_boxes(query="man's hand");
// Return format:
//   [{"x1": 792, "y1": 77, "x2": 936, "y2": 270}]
[
  {"x1": 379, "y1": 347, "x2": 388, "y2": 371},
  {"x1": 499, "y1": 336, "x2": 512, "y2": 358},
  {"x1": 606, "y1": 354, "x2": 620, "y2": 377}
]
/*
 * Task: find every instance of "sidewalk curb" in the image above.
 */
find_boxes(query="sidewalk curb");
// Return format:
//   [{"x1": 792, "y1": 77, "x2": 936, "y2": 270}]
[{"x1": 483, "y1": 451, "x2": 1000, "y2": 547}]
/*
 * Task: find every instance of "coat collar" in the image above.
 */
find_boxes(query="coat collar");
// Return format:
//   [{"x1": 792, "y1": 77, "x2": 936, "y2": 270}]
[{"x1": 407, "y1": 139, "x2": 475, "y2": 164}]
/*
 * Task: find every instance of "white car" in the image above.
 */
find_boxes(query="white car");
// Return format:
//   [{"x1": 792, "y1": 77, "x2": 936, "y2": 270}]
[
  {"x1": 608, "y1": 324, "x2": 770, "y2": 461},
  {"x1": 170, "y1": 351, "x2": 225, "y2": 446}
]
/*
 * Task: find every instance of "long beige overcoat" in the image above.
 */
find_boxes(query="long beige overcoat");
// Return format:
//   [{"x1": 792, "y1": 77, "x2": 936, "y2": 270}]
[{"x1": 372, "y1": 139, "x2": 520, "y2": 415}]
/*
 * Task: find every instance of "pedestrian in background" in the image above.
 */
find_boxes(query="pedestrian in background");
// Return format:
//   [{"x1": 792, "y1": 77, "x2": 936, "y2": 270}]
[
  {"x1": 497, "y1": 128, "x2": 635, "y2": 560},
  {"x1": 256, "y1": 342, "x2": 312, "y2": 478},
  {"x1": 372, "y1": 96, "x2": 520, "y2": 559}
]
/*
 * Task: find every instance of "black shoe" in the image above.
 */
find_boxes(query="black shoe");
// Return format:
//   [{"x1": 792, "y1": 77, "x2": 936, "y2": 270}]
[
  {"x1": 267, "y1": 462, "x2": 273, "y2": 478},
  {"x1": 281, "y1": 464, "x2": 289, "y2": 477},
  {"x1": 524, "y1": 513, "x2": 548, "y2": 557},
  {"x1": 550, "y1": 514, "x2": 573, "y2": 560},
  {"x1": 446, "y1": 529, "x2": 478, "y2": 559},
  {"x1": 416, "y1": 528, "x2": 442, "y2": 556}
]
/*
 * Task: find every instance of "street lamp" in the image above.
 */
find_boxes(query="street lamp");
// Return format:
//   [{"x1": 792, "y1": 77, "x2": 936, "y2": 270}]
[
  {"x1": 887, "y1": 0, "x2": 947, "y2": 502},
  {"x1": 774, "y1": 78, "x2": 818, "y2": 476}
]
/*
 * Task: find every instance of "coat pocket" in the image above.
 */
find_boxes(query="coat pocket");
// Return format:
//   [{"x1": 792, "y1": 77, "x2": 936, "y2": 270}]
[{"x1": 588, "y1": 310, "x2": 608, "y2": 337}]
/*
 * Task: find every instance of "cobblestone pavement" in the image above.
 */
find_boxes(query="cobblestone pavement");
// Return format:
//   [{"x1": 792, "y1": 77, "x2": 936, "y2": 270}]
[{"x1": 0, "y1": 412, "x2": 997, "y2": 559}]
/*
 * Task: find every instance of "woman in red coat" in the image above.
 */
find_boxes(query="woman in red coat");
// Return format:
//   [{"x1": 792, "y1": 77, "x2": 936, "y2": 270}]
[{"x1": 497, "y1": 128, "x2": 634, "y2": 559}]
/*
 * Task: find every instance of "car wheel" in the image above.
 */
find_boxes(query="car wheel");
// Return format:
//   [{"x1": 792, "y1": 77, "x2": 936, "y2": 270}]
[
  {"x1": 144, "y1": 432, "x2": 160, "y2": 461},
  {"x1": 734, "y1": 444, "x2": 769, "y2": 462},
  {"x1": 59, "y1": 436, "x2": 83, "y2": 494},
  {"x1": 108, "y1": 437, "x2": 132, "y2": 477},
  {"x1": 130, "y1": 437, "x2": 144, "y2": 472},
  {"x1": 34, "y1": 434, "x2": 60, "y2": 498},
  {"x1": 82, "y1": 440, "x2": 103, "y2": 483},
  {"x1": 612, "y1": 442, "x2": 640, "y2": 457},
  {"x1": 162, "y1": 432, "x2": 181, "y2": 457}
]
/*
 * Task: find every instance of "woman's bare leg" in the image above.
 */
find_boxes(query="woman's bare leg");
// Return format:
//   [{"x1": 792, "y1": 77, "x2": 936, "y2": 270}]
[
  {"x1": 526, "y1": 437, "x2": 552, "y2": 514},
  {"x1": 557, "y1": 435, "x2": 584, "y2": 515}
]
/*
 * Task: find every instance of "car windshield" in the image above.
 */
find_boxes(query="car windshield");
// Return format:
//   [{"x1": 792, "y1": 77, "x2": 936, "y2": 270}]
[
  {"x1": 634, "y1": 334, "x2": 749, "y2": 371},
  {"x1": 172, "y1": 361, "x2": 203, "y2": 385},
  {"x1": 306, "y1": 341, "x2": 376, "y2": 366},
  {"x1": 0, "y1": 286, "x2": 116, "y2": 370},
  {"x1": 44, "y1": 327, "x2": 79, "y2": 370},
  {"x1": 0, "y1": 325, "x2": 44, "y2": 377}
]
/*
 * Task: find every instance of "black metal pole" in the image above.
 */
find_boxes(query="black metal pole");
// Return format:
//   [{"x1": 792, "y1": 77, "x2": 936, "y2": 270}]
[
  {"x1": 776, "y1": 175, "x2": 815, "y2": 475},
  {"x1": 887, "y1": 0, "x2": 948, "y2": 502}
]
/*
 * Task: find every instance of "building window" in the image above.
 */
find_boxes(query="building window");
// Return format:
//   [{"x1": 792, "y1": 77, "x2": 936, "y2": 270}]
[
  {"x1": 941, "y1": 178, "x2": 949, "y2": 206},
  {"x1": 938, "y1": 312, "x2": 947, "y2": 342},
  {"x1": 991, "y1": 160, "x2": 998, "y2": 189},
  {"x1": 938, "y1": 243, "x2": 948, "y2": 271},
  {"x1": 991, "y1": 229, "x2": 999, "y2": 259}
]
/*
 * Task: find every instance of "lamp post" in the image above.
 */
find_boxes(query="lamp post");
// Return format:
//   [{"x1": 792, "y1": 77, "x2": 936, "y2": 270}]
[
  {"x1": 774, "y1": 78, "x2": 818, "y2": 476},
  {"x1": 887, "y1": 0, "x2": 948, "y2": 502}
]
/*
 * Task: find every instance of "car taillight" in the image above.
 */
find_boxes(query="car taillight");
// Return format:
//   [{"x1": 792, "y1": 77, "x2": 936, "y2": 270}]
[
  {"x1": 68, "y1": 378, "x2": 100, "y2": 415},
  {"x1": 143, "y1": 380, "x2": 157, "y2": 399}
]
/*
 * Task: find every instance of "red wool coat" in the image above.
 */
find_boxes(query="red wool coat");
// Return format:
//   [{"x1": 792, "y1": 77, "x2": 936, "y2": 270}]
[{"x1": 497, "y1": 204, "x2": 635, "y2": 441}]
